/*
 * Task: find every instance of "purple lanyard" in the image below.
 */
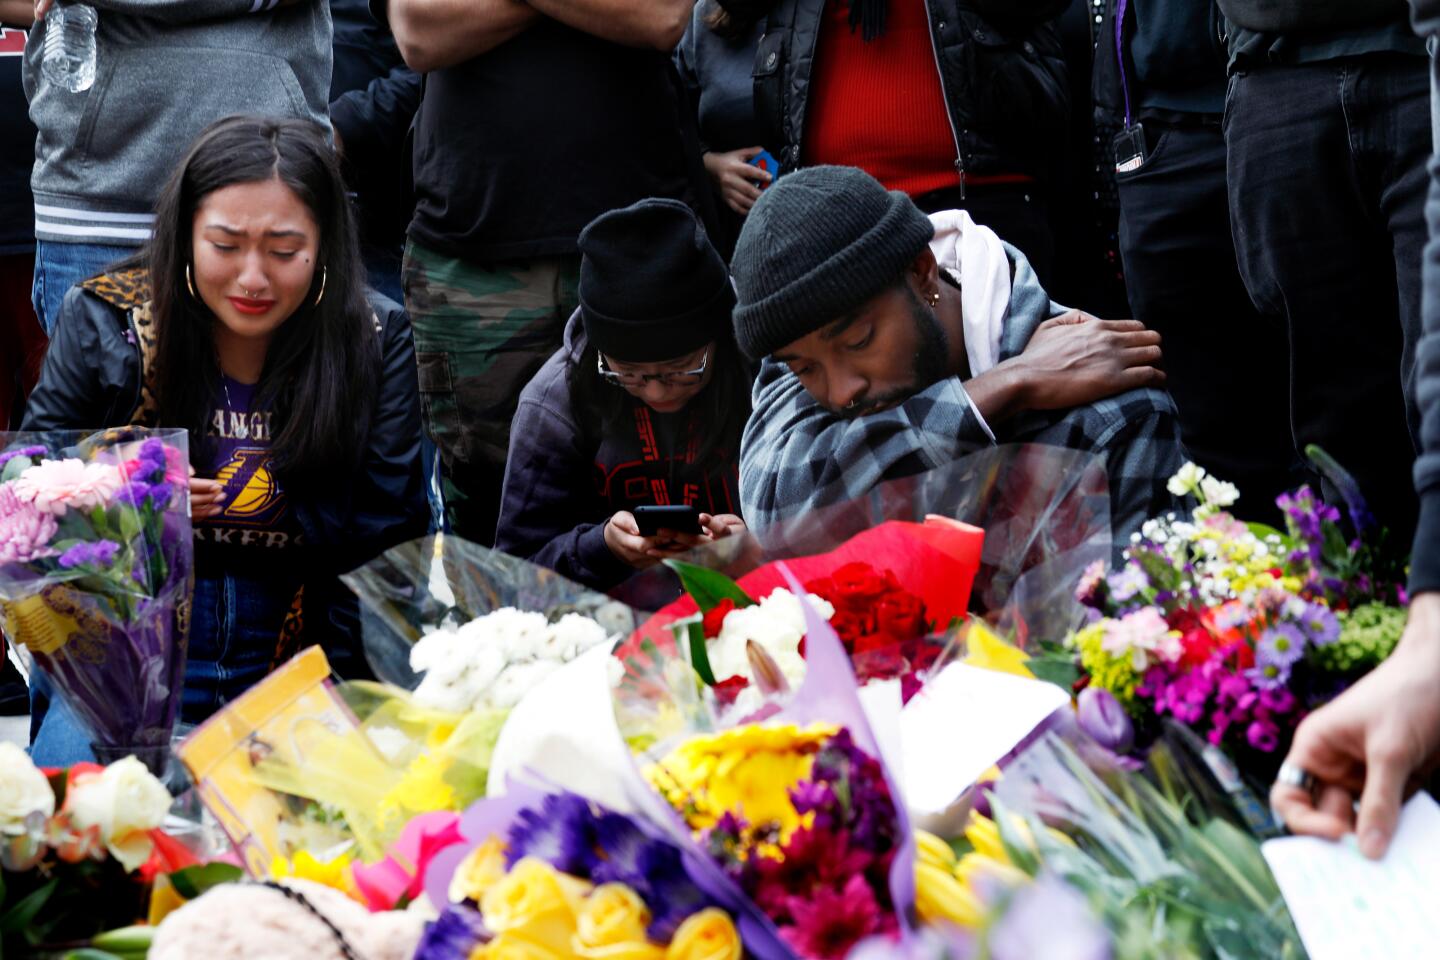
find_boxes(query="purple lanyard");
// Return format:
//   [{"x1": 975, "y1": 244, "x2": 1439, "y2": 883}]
[{"x1": 1116, "y1": 0, "x2": 1133, "y2": 128}]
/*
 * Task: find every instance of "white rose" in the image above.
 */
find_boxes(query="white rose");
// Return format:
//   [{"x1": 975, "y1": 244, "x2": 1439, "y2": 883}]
[
  {"x1": 0, "y1": 742, "x2": 55, "y2": 834},
  {"x1": 66, "y1": 756, "x2": 171, "y2": 871},
  {"x1": 708, "y1": 589, "x2": 832, "y2": 684}
]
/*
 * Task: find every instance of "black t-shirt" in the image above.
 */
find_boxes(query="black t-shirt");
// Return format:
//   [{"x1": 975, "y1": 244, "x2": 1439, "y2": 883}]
[
  {"x1": 0, "y1": 25, "x2": 35, "y2": 255},
  {"x1": 404, "y1": 18, "x2": 692, "y2": 262}
]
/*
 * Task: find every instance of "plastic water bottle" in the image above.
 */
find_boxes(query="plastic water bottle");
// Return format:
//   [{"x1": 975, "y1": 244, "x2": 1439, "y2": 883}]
[{"x1": 41, "y1": 3, "x2": 98, "y2": 94}]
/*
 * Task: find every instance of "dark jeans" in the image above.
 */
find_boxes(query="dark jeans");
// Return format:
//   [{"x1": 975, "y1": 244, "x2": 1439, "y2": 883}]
[
  {"x1": 1117, "y1": 122, "x2": 1298, "y2": 521},
  {"x1": 1225, "y1": 54, "x2": 1430, "y2": 541},
  {"x1": 913, "y1": 185, "x2": 1055, "y2": 288},
  {"x1": 29, "y1": 571, "x2": 300, "y2": 766}
]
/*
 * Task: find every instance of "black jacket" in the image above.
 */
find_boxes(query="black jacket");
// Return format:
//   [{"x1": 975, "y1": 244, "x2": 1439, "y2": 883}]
[
  {"x1": 1093, "y1": 0, "x2": 1228, "y2": 125},
  {"x1": 23, "y1": 272, "x2": 429, "y2": 583},
  {"x1": 1408, "y1": 0, "x2": 1440, "y2": 595},
  {"x1": 329, "y1": 0, "x2": 422, "y2": 255},
  {"x1": 754, "y1": 0, "x2": 1071, "y2": 185}
]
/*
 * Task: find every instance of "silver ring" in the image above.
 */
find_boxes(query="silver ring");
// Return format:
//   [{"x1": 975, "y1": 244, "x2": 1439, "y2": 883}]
[{"x1": 1276, "y1": 762, "x2": 1316, "y2": 793}]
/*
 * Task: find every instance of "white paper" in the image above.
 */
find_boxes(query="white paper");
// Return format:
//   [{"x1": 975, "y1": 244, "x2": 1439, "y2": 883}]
[
  {"x1": 1262, "y1": 792, "x2": 1440, "y2": 960},
  {"x1": 866, "y1": 663, "x2": 1068, "y2": 832}
]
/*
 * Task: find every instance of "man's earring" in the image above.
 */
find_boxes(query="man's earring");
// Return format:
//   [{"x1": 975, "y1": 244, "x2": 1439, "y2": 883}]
[
  {"x1": 929, "y1": 290, "x2": 940, "y2": 307},
  {"x1": 185, "y1": 263, "x2": 198, "y2": 299}
]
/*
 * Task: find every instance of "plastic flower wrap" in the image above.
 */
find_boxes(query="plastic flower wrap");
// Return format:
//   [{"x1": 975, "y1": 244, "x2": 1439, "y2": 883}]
[
  {"x1": 0, "y1": 430, "x2": 192, "y2": 766},
  {"x1": 613, "y1": 569, "x2": 919, "y2": 959},
  {"x1": 910, "y1": 732, "x2": 1306, "y2": 960},
  {"x1": 418, "y1": 780, "x2": 746, "y2": 960}
]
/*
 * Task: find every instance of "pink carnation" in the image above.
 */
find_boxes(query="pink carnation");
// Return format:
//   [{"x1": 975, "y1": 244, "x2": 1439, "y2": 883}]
[
  {"x1": 1101, "y1": 607, "x2": 1183, "y2": 672},
  {"x1": 0, "y1": 482, "x2": 59, "y2": 563},
  {"x1": 13, "y1": 458, "x2": 123, "y2": 516}
]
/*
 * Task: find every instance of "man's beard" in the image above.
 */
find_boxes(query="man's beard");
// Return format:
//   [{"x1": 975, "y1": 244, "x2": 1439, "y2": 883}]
[{"x1": 840, "y1": 287, "x2": 950, "y2": 418}]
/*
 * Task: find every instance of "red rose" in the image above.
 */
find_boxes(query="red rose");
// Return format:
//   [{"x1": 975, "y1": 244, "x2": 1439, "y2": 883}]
[
  {"x1": 804, "y1": 576, "x2": 838, "y2": 600},
  {"x1": 902, "y1": 637, "x2": 943, "y2": 675},
  {"x1": 875, "y1": 592, "x2": 927, "y2": 641},
  {"x1": 830, "y1": 562, "x2": 889, "y2": 604},
  {"x1": 853, "y1": 645, "x2": 908, "y2": 682},
  {"x1": 829, "y1": 609, "x2": 875, "y2": 649},
  {"x1": 711, "y1": 674, "x2": 750, "y2": 707},
  {"x1": 852, "y1": 632, "x2": 896, "y2": 656},
  {"x1": 702, "y1": 598, "x2": 737, "y2": 639}
]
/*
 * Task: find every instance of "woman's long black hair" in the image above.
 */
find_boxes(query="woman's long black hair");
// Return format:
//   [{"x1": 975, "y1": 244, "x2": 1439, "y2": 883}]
[
  {"x1": 568, "y1": 331, "x2": 753, "y2": 481},
  {"x1": 147, "y1": 115, "x2": 377, "y2": 489}
]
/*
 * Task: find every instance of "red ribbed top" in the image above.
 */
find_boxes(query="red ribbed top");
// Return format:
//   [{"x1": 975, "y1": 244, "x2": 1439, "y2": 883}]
[{"x1": 801, "y1": 0, "x2": 1030, "y2": 197}]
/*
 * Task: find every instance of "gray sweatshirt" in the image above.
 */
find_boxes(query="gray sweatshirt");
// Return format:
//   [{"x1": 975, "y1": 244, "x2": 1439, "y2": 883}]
[{"x1": 23, "y1": 0, "x2": 332, "y2": 246}]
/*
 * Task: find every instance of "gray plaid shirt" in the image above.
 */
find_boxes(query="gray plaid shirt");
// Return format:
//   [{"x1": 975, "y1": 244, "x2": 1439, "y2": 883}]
[{"x1": 739, "y1": 249, "x2": 1184, "y2": 540}]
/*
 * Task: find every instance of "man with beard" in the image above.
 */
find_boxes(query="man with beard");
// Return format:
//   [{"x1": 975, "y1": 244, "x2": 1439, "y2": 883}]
[{"x1": 732, "y1": 165, "x2": 1182, "y2": 537}]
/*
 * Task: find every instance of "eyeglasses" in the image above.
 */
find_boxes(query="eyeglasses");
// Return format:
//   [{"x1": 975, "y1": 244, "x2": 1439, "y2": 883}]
[{"x1": 598, "y1": 347, "x2": 710, "y2": 388}]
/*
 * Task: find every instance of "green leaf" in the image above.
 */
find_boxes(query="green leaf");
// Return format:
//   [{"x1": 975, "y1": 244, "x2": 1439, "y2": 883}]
[
  {"x1": 63, "y1": 948, "x2": 135, "y2": 960},
  {"x1": 166, "y1": 862, "x2": 243, "y2": 900},
  {"x1": 0, "y1": 454, "x2": 35, "y2": 483},
  {"x1": 663, "y1": 560, "x2": 755, "y2": 613},
  {"x1": 1026, "y1": 657, "x2": 1081, "y2": 692},
  {"x1": 0, "y1": 878, "x2": 57, "y2": 937},
  {"x1": 682, "y1": 620, "x2": 717, "y2": 686}
]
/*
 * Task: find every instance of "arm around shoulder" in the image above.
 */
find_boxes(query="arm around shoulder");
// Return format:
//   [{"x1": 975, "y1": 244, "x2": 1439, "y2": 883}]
[{"x1": 524, "y1": 0, "x2": 690, "y2": 51}]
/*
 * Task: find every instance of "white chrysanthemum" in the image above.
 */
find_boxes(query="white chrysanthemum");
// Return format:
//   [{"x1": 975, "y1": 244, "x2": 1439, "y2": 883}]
[
  {"x1": 540, "y1": 612, "x2": 610, "y2": 662},
  {"x1": 410, "y1": 630, "x2": 507, "y2": 713}
]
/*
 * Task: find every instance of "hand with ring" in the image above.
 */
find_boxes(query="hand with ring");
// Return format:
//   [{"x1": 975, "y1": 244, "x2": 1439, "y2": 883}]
[{"x1": 1270, "y1": 593, "x2": 1440, "y2": 858}]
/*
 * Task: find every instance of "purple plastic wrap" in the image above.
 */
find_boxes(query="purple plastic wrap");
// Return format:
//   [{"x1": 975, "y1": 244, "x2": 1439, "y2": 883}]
[{"x1": 0, "y1": 429, "x2": 192, "y2": 760}]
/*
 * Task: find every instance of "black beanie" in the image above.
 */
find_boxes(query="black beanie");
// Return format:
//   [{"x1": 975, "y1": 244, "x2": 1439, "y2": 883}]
[
  {"x1": 578, "y1": 199, "x2": 736, "y2": 363},
  {"x1": 730, "y1": 165, "x2": 935, "y2": 360}
]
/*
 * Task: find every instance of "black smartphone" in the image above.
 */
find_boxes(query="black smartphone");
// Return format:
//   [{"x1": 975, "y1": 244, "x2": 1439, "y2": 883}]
[{"x1": 633, "y1": 504, "x2": 702, "y2": 537}]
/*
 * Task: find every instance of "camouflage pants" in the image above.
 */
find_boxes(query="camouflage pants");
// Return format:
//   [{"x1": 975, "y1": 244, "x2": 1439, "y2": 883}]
[{"x1": 402, "y1": 241, "x2": 580, "y2": 544}]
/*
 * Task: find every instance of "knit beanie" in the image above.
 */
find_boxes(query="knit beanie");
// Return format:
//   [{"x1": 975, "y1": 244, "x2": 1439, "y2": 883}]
[
  {"x1": 731, "y1": 165, "x2": 935, "y2": 360},
  {"x1": 577, "y1": 199, "x2": 736, "y2": 363}
]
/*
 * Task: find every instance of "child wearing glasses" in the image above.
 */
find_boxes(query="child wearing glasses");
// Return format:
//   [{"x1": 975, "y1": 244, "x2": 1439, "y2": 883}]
[{"x1": 495, "y1": 199, "x2": 753, "y2": 589}]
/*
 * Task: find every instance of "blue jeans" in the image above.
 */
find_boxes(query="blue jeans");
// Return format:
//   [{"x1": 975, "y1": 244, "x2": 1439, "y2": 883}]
[
  {"x1": 29, "y1": 572, "x2": 300, "y2": 766},
  {"x1": 30, "y1": 239, "x2": 135, "y2": 333}
]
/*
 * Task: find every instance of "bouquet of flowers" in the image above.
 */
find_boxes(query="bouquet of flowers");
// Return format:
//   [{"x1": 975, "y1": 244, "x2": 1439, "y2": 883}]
[
  {"x1": 417, "y1": 782, "x2": 745, "y2": 960},
  {"x1": 0, "y1": 742, "x2": 203, "y2": 956},
  {"x1": 0, "y1": 430, "x2": 192, "y2": 767},
  {"x1": 898, "y1": 733, "x2": 1307, "y2": 960},
  {"x1": 614, "y1": 571, "x2": 920, "y2": 959},
  {"x1": 1032, "y1": 453, "x2": 1407, "y2": 788},
  {"x1": 619, "y1": 518, "x2": 984, "y2": 718}
]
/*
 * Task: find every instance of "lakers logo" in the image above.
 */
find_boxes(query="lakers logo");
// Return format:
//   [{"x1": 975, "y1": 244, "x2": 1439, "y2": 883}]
[{"x1": 213, "y1": 448, "x2": 287, "y2": 524}]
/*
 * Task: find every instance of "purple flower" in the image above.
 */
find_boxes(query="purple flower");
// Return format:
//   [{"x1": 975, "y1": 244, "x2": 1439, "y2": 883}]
[
  {"x1": 0, "y1": 445, "x2": 46, "y2": 472},
  {"x1": 1245, "y1": 662, "x2": 1290, "y2": 691},
  {"x1": 1076, "y1": 686, "x2": 1135, "y2": 754},
  {"x1": 1258, "y1": 687, "x2": 1297, "y2": 714},
  {"x1": 58, "y1": 540, "x2": 121, "y2": 569},
  {"x1": 115, "y1": 480, "x2": 153, "y2": 509},
  {"x1": 1106, "y1": 565, "x2": 1148, "y2": 603},
  {"x1": 1298, "y1": 602, "x2": 1340, "y2": 647},
  {"x1": 1246, "y1": 720, "x2": 1281, "y2": 753},
  {"x1": 1257, "y1": 623, "x2": 1306, "y2": 670},
  {"x1": 413, "y1": 904, "x2": 488, "y2": 960},
  {"x1": 988, "y1": 873, "x2": 1112, "y2": 960},
  {"x1": 0, "y1": 482, "x2": 59, "y2": 564},
  {"x1": 505, "y1": 792, "x2": 596, "y2": 876}
]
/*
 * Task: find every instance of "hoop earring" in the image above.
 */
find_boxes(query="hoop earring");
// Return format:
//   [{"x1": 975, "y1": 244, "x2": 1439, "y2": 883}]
[
  {"x1": 185, "y1": 263, "x2": 198, "y2": 300},
  {"x1": 312, "y1": 265, "x2": 327, "y2": 308}
]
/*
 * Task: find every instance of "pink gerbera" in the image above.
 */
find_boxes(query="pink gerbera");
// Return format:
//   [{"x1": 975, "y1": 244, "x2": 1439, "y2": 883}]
[
  {"x1": 0, "y1": 482, "x2": 59, "y2": 563},
  {"x1": 13, "y1": 458, "x2": 122, "y2": 516}
]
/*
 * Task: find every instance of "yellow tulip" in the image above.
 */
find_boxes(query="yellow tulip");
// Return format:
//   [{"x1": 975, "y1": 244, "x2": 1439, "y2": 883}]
[
  {"x1": 914, "y1": 830, "x2": 958, "y2": 871},
  {"x1": 961, "y1": 622, "x2": 1035, "y2": 679},
  {"x1": 915, "y1": 862, "x2": 984, "y2": 928},
  {"x1": 953, "y1": 852, "x2": 1028, "y2": 891},
  {"x1": 665, "y1": 908, "x2": 742, "y2": 960},
  {"x1": 963, "y1": 812, "x2": 1009, "y2": 864}
]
